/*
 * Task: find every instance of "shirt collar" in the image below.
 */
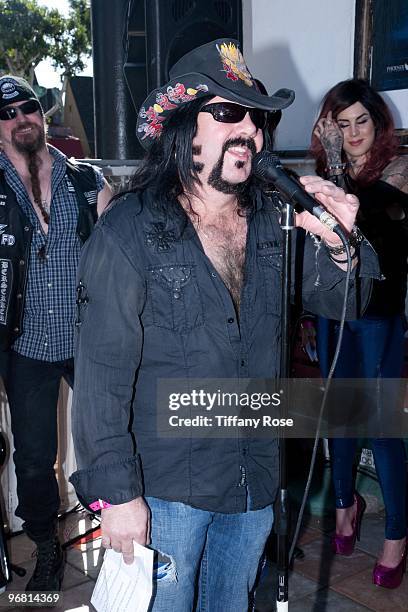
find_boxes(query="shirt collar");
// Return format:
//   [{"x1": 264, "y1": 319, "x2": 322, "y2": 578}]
[{"x1": 0, "y1": 143, "x2": 66, "y2": 172}]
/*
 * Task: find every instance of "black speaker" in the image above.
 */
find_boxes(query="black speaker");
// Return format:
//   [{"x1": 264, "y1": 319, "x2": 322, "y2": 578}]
[{"x1": 124, "y1": 0, "x2": 242, "y2": 114}]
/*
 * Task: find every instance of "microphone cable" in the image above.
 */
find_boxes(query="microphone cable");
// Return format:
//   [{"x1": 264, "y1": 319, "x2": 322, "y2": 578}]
[{"x1": 288, "y1": 231, "x2": 353, "y2": 563}]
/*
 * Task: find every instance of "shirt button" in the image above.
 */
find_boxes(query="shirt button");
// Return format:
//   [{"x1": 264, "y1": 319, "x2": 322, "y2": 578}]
[
  {"x1": 44, "y1": 342, "x2": 48, "y2": 347},
  {"x1": 37, "y1": 230, "x2": 41, "y2": 235},
  {"x1": 227, "y1": 317, "x2": 234, "y2": 324},
  {"x1": 211, "y1": 272, "x2": 217, "y2": 278},
  {"x1": 24, "y1": 226, "x2": 30, "y2": 232},
  {"x1": 47, "y1": 283, "x2": 52, "y2": 288},
  {"x1": 19, "y1": 259, "x2": 25, "y2": 266},
  {"x1": 48, "y1": 309, "x2": 53, "y2": 314},
  {"x1": 16, "y1": 293, "x2": 22, "y2": 299}
]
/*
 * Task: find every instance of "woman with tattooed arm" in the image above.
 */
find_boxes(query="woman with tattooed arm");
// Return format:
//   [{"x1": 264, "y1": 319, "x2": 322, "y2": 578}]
[{"x1": 310, "y1": 79, "x2": 408, "y2": 589}]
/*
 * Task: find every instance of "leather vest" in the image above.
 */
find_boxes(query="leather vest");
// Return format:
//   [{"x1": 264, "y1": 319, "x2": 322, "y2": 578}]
[{"x1": 0, "y1": 160, "x2": 98, "y2": 350}]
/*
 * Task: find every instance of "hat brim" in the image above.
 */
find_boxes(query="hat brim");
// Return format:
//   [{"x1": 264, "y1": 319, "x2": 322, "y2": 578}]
[{"x1": 136, "y1": 72, "x2": 295, "y2": 149}]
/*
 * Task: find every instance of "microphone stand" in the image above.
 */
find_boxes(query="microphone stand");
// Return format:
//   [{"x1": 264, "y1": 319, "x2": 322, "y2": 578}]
[{"x1": 275, "y1": 199, "x2": 295, "y2": 611}]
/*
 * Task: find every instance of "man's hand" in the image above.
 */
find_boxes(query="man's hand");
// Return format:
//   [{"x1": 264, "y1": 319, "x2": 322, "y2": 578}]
[
  {"x1": 295, "y1": 175, "x2": 359, "y2": 245},
  {"x1": 101, "y1": 497, "x2": 151, "y2": 565}
]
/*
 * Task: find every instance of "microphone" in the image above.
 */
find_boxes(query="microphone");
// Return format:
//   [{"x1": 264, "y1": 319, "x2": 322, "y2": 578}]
[{"x1": 252, "y1": 151, "x2": 341, "y2": 234}]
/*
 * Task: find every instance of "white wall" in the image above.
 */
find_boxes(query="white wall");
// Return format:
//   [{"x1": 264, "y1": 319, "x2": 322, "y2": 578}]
[
  {"x1": 381, "y1": 90, "x2": 408, "y2": 129},
  {"x1": 242, "y1": 0, "x2": 356, "y2": 150}
]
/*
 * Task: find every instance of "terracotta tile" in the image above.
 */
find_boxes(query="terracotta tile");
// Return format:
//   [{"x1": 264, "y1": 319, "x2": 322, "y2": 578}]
[
  {"x1": 0, "y1": 555, "x2": 91, "y2": 593},
  {"x1": 7, "y1": 532, "x2": 35, "y2": 566},
  {"x1": 333, "y1": 566, "x2": 408, "y2": 612},
  {"x1": 293, "y1": 536, "x2": 374, "y2": 586},
  {"x1": 65, "y1": 540, "x2": 104, "y2": 581},
  {"x1": 297, "y1": 526, "x2": 323, "y2": 547},
  {"x1": 356, "y1": 514, "x2": 386, "y2": 557},
  {"x1": 55, "y1": 579, "x2": 95, "y2": 610},
  {"x1": 289, "y1": 588, "x2": 372, "y2": 611}
]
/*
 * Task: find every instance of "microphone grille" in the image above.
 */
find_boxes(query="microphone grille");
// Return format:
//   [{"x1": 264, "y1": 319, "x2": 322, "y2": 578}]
[{"x1": 252, "y1": 151, "x2": 282, "y2": 180}]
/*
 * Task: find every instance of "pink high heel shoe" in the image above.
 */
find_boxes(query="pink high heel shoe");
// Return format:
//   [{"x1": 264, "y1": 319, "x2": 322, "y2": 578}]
[
  {"x1": 332, "y1": 492, "x2": 366, "y2": 556},
  {"x1": 373, "y1": 541, "x2": 407, "y2": 589}
]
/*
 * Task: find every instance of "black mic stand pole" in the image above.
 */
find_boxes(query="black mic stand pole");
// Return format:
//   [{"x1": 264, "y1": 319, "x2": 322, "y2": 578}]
[{"x1": 275, "y1": 199, "x2": 295, "y2": 611}]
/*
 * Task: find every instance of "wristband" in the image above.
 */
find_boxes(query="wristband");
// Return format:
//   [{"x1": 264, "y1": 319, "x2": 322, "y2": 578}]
[
  {"x1": 89, "y1": 499, "x2": 113, "y2": 511},
  {"x1": 330, "y1": 249, "x2": 358, "y2": 264},
  {"x1": 324, "y1": 240, "x2": 348, "y2": 256}
]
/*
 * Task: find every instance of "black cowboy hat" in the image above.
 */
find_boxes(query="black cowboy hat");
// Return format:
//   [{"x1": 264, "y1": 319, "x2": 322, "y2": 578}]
[{"x1": 136, "y1": 38, "x2": 295, "y2": 148}]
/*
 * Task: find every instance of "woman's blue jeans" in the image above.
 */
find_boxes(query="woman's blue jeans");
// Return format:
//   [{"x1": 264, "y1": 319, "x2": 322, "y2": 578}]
[
  {"x1": 145, "y1": 496, "x2": 274, "y2": 612},
  {"x1": 317, "y1": 314, "x2": 407, "y2": 540}
]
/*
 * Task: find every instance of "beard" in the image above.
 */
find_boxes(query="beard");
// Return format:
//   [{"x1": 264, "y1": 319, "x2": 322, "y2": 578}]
[
  {"x1": 207, "y1": 137, "x2": 256, "y2": 194},
  {"x1": 12, "y1": 122, "x2": 45, "y2": 155}
]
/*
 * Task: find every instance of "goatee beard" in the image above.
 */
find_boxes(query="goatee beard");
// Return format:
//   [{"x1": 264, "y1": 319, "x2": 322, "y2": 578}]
[
  {"x1": 12, "y1": 123, "x2": 45, "y2": 156},
  {"x1": 207, "y1": 137, "x2": 256, "y2": 195}
]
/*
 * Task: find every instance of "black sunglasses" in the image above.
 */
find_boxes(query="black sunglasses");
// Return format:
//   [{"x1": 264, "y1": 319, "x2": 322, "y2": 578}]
[
  {"x1": 0, "y1": 99, "x2": 41, "y2": 121},
  {"x1": 200, "y1": 102, "x2": 268, "y2": 131}
]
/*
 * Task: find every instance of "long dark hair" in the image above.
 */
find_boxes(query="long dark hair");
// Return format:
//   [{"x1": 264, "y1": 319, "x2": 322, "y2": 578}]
[{"x1": 310, "y1": 79, "x2": 398, "y2": 186}]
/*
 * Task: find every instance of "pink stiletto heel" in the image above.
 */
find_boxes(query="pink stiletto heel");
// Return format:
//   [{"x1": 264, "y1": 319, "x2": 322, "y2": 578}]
[
  {"x1": 332, "y1": 492, "x2": 366, "y2": 556},
  {"x1": 373, "y1": 541, "x2": 407, "y2": 589}
]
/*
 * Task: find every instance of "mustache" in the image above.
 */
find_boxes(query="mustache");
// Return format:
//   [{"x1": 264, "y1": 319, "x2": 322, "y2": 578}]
[
  {"x1": 222, "y1": 137, "x2": 257, "y2": 156},
  {"x1": 12, "y1": 122, "x2": 40, "y2": 136}
]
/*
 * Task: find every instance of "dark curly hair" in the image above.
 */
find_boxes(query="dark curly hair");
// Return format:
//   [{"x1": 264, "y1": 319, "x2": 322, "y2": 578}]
[{"x1": 310, "y1": 79, "x2": 398, "y2": 186}]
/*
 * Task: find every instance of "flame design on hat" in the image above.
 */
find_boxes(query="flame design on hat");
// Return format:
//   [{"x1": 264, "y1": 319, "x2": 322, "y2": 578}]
[{"x1": 217, "y1": 42, "x2": 253, "y2": 87}]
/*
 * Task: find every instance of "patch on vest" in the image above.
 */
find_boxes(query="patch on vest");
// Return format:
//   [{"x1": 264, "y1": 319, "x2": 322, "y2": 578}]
[
  {"x1": 0, "y1": 259, "x2": 12, "y2": 325},
  {"x1": 0, "y1": 224, "x2": 15, "y2": 246}
]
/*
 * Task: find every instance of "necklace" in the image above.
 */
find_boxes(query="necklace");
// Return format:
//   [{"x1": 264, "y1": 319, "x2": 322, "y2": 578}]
[{"x1": 41, "y1": 180, "x2": 51, "y2": 213}]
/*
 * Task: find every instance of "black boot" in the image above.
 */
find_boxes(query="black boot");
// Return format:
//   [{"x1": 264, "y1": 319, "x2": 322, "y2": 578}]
[{"x1": 26, "y1": 537, "x2": 65, "y2": 592}]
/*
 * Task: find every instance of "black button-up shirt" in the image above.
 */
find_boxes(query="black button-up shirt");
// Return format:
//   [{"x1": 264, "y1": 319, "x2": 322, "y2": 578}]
[{"x1": 70, "y1": 188, "x2": 379, "y2": 512}]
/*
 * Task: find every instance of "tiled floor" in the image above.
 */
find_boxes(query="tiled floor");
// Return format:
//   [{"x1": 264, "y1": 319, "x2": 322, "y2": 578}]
[
  {"x1": 0, "y1": 506, "x2": 406, "y2": 611},
  {"x1": 0, "y1": 508, "x2": 101, "y2": 611},
  {"x1": 255, "y1": 513, "x2": 408, "y2": 612}
]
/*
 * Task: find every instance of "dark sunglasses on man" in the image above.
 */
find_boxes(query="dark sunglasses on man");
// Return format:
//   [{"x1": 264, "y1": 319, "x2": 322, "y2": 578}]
[
  {"x1": 200, "y1": 101, "x2": 277, "y2": 132},
  {"x1": 0, "y1": 99, "x2": 41, "y2": 121}
]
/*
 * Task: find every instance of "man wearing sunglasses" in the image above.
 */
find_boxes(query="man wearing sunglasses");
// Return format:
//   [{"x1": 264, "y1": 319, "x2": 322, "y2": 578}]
[
  {"x1": 70, "y1": 40, "x2": 378, "y2": 611},
  {"x1": 0, "y1": 75, "x2": 111, "y2": 593}
]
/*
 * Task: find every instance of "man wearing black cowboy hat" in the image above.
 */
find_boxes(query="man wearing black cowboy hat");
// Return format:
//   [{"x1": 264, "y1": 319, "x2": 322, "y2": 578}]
[
  {"x1": 0, "y1": 75, "x2": 111, "y2": 593},
  {"x1": 70, "y1": 40, "x2": 378, "y2": 610}
]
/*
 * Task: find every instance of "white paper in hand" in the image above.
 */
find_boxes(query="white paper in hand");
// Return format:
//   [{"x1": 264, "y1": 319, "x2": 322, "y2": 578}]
[{"x1": 91, "y1": 542, "x2": 153, "y2": 612}]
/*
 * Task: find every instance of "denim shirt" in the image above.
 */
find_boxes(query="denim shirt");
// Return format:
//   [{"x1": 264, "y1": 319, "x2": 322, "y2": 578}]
[{"x1": 70, "y1": 188, "x2": 379, "y2": 512}]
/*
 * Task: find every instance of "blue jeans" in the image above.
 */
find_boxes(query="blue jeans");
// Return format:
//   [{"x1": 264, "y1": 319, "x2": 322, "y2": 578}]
[
  {"x1": 317, "y1": 314, "x2": 407, "y2": 539},
  {"x1": 145, "y1": 497, "x2": 274, "y2": 612}
]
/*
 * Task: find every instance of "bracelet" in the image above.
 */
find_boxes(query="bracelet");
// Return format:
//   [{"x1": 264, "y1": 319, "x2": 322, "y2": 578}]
[
  {"x1": 324, "y1": 241, "x2": 348, "y2": 256},
  {"x1": 330, "y1": 249, "x2": 358, "y2": 264},
  {"x1": 89, "y1": 499, "x2": 113, "y2": 511},
  {"x1": 327, "y1": 162, "x2": 348, "y2": 171},
  {"x1": 324, "y1": 225, "x2": 364, "y2": 257}
]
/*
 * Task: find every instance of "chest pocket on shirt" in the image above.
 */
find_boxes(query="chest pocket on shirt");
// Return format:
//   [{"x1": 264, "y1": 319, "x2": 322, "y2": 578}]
[
  {"x1": 148, "y1": 263, "x2": 204, "y2": 332},
  {"x1": 258, "y1": 249, "x2": 283, "y2": 315}
]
